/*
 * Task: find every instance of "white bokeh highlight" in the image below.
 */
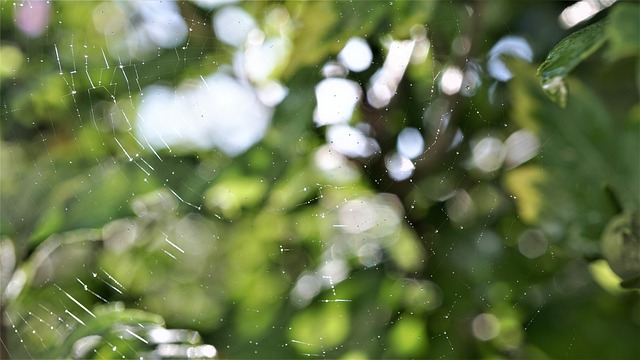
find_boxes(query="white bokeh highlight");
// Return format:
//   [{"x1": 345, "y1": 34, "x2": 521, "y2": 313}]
[
  {"x1": 326, "y1": 124, "x2": 379, "y2": 158},
  {"x1": 314, "y1": 78, "x2": 361, "y2": 126},
  {"x1": 440, "y1": 66, "x2": 464, "y2": 95},
  {"x1": 397, "y1": 127, "x2": 425, "y2": 160},
  {"x1": 338, "y1": 37, "x2": 373, "y2": 72},
  {"x1": 559, "y1": 0, "x2": 616, "y2": 29},
  {"x1": 136, "y1": 72, "x2": 272, "y2": 156},
  {"x1": 472, "y1": 136, "x2": 507, "y2": 173},
  {"x1": 213, "y1": 6, "x2": 257, "y2": 47},
  {"x1": 472, "y1": 313, "x2": 501, "y2": 341},
  {"x1": 505, "y1": 130, "x2": 540, "y2": 168},
  {"x1": 385, "y1": 153, "x2": 415, "y2": 181},
  {"x1": 192, "y1": 0, "x2": 240, "y2": 9},
  {"x1": 367, "y1": 39, "x2": 415, "y2": 108},
  {"x1": 487, "y1": 36, "x2": 533, "y2": 82},
  {"x1": 518, "y1": 229, "x2": 549, "y2": 259}
]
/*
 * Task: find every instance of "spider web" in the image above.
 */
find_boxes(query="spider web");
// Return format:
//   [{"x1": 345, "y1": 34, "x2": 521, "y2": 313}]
[{"x1": 1, "y1": 1, "x2": 636, "y2": 359}]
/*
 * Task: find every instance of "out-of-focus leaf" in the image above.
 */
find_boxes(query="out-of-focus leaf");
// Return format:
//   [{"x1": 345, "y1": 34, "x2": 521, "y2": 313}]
[
  {"x1": 537, "y1": 20, "x2": 607, "y2": 107},
  {"x1": 29, "y1": 163, "x2": 151, "y2": 245},
  {"x1": 285, "y1": 0, "x2": 434, "y2": 77},
  {"x1": 601, "y1": 211, "x2": 640, "y2": 289},
  {"x1": 503, "y1": 166, "x2": 545, "y2": 224},
  {"x1": 285, "y1": 1, "x2": 380, "y2": 76},
  {"x1": 606, "y1": 3, "x2": 640, "y2": 93},
  {"x1": 493, "y1": 306, "x2": 524, "y2": 350},
  {"x1": 0, "y1": 45, "x2": 23, "y2": 79},
  {"x1": 7, "y1": 228, "x2": 101, "y2": 303},
  {"x1": 0, "y1": 237, "x2": 15, "y2": 297},
  {"x1": 388, "y1": 315, "x2": 429, "y2": 357},
  {"x1": 606, "y1": 3, "x2": 640, "y2": 61},
  {"x1": 289, "y1": 304, "x2": 350, "y2": 354},
  {"x1": 204, "y1": 175, "x2": 267, "y2": 219},
  {"x1": 511, "y1": 63, "x2": 639, "y2": 253},
  {"x1": 53, "y1": 304, "x2": 164, "y2": 358},
  {"x1": 389, "y1": 1, "x2": 437, "y2": 38},
  {"x1": 267, "y1": 161, "x2": 325, "y2": 211},
  {"x1": 387, "y1": 227, "x2": 425, "y2": 271},
  {"x1": 588, "y1": 259, "x2": 625, "y2": 293}
]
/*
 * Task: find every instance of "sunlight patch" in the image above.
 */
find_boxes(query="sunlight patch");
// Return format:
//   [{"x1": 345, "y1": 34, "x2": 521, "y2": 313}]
[
  {"x1": 326, "y1": 124, "x2": 378, "y2": 158},
  {"x1": 338, "y1": 37, "x2": 373, "y2": 72},
  {"x1": 136, "y1": 73, "x2": 272, "y2": 156},
  {"x1": 487, "y1": 36, "x2": 533, "y2": 82},
  {"x1": 213, "y1": 6, "x2": 257, "y2": 47},
  {"x1": 314, "y1": 78, "x2": 361, "y2": 126}
]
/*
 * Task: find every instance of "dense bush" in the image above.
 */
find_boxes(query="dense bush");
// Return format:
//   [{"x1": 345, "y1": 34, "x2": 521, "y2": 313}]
[{"x1": 1, "y1": 1, "x2": 638, "y2": 359}]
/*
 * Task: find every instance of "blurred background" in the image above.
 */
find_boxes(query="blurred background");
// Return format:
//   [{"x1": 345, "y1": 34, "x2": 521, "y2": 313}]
[{"x1": 1, "y1": 0, "x2": 638, "y2": 358}]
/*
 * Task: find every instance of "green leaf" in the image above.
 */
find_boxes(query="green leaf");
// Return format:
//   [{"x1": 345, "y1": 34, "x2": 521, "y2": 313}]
[
  {"x1": 284, "y1": 0, "x2": 434, "y2": 77},
  {"x1": 537, "y1": 20, "x2": 608, "y2": 107},
  {"x1": 53, "y1": 304, "x2": 165, "y2": 358},
  {"x1": 28, "y1": 162, "x2": 152, "y2": 246},
  {"x1": 606, "y1": 3, "x2": 640, "y2": 61},
  {"x1": 388, "y1": 316, "x2": 429, "y2": 357},
  {"x1": 601, "y1": 212, "x2": 640, "y2": 289},
  {"x1": 284, "y1": 1, "x2": 383, "y2": 77},
  {"x1": 204, "y1": 175, "x2": 268, "y2": 219},
  {"x1": 289, "y1": 304, "x2": 350, "y2": 353},
  {"x1": 510, "y1": 63, "x2": 640, "y2": 253}
]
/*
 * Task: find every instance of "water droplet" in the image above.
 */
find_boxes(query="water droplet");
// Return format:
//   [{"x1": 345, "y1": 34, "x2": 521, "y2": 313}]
[{"x1": 541, "y1": 75, "x2": 568, "y2": 108}]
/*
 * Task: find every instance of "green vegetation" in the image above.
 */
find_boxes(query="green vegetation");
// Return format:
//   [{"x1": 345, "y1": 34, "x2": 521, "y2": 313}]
[{"x1": 1, "y1": 1, "x2": 638, "y2": 359}]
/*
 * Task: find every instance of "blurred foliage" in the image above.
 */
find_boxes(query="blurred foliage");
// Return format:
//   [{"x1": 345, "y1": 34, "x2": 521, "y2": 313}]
[{"x1": 1, "y1": 1, "x2": 639, "y2": 359}]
